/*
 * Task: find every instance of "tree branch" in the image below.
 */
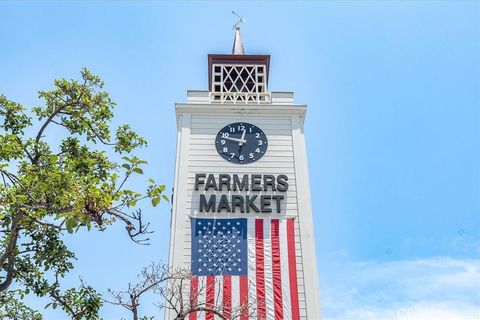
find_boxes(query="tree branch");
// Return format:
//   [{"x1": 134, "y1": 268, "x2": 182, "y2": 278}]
[
  {"x1": 0, "y1": 212, "x2": 23, "y2": 292},
  {"x1": 106, "y1": 208, "x2": 152, "y2": 244},
  {"x1": 34, "y1": 78, "x2": 88, "y2": 163}
]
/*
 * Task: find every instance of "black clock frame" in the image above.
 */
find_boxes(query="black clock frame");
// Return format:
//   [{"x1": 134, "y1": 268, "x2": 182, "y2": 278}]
[{"x1": 215, "y1": 122, "x2": 268, "y2": 164}]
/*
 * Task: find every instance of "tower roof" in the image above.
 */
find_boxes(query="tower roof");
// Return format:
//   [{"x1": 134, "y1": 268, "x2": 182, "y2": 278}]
[
  {"x1": 205, "y1": 13, "x2": 271, "y2": 103},
  {"x1": 232, "y1": 27, "x2": 245, "y2": 55}
]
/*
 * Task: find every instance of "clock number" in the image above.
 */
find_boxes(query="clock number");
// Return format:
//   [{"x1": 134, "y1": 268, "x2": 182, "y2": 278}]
[{"x1": 216, "y1": 122, "x2": 267, "y2": 164}]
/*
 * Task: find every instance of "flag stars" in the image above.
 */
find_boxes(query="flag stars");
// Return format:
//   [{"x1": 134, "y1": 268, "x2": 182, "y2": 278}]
[{"x1": 192, "y1": 219, "x2": 247, "y2": 276}]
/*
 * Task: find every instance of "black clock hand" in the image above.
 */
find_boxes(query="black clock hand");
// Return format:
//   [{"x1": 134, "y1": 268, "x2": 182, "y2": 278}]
[
  {"x1": 238, "y1": 143, "x2": 244, "y2": 155},
  {"x1": 239, "y1": 129, "x2": 246, "y2": 146}
]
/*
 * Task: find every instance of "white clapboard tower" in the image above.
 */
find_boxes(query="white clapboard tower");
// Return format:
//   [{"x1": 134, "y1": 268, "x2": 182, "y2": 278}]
[{"x1": 167, "y1": 26, "x2": 321, "y2": 319}]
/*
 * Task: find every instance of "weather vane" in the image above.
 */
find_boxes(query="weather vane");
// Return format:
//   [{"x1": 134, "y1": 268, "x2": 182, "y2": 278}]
[{"x1": 232, "y1": 10, "x2": 246, "y2": 30}]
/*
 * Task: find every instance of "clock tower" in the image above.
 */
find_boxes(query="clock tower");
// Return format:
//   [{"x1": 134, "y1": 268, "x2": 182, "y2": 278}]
[{"x1": 167, "y1": 25, "x2": 321, "y2": 319}]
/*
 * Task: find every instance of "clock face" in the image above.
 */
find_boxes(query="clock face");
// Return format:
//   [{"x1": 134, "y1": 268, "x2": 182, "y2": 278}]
[{"x1": 215, "y1": 122, "x2": 268, "y2": 164}]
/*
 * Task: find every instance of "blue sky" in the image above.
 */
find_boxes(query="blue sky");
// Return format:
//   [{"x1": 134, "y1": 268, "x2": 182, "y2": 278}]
[{"x1": 1, "y1": 1, "x2": 479, "y2": 319}]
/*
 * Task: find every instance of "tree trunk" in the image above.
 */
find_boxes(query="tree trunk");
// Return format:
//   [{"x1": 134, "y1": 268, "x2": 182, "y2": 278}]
[{"x1": 130, "y1": 294, "x2": 138, "y2": 320}]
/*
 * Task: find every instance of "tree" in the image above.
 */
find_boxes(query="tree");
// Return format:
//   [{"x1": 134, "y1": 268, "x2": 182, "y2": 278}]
[
  {"x1": 106, "y1": 262, "x2": 256, "y2": 320},
  {"x1": 105, "y1": 262, "x2": 169, "y2": 320},
  {"x1": 0, "y1": 68, "x2": 167, "y2": 319}
]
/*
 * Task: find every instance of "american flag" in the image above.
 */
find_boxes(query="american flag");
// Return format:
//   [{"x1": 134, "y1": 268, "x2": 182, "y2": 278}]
[{"x1": 189, "y1": 217, "x2": 300, "y2": 320}]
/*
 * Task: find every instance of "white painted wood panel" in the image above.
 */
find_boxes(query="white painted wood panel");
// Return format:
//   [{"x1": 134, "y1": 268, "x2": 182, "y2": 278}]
[
  {"x1": 169, "y1": 107, "x2": 317, "y2": 320},
  {"x1": 190, "y1": 135, "x2": 292, "y2": 142},
  {"x1": 189, "y1": 113, "x2": 307, "y2": 318},
  {"x1": 191, "y1": 127, "x2": 292, "y2": 134}
]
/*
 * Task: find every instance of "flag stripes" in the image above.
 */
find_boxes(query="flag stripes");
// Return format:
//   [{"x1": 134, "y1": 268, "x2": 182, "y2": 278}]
[{"x1": 189, "y1": 217, "x2": 300, "y2": 320}]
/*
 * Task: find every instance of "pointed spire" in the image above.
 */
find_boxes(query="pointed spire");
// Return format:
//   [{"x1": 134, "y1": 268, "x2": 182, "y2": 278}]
[
  {"x1": 232, "y1": 26, "x2": 245, "y2": 55},
  {"x1": 231, "y1": 11, "x2": 246, "y2": 55}
]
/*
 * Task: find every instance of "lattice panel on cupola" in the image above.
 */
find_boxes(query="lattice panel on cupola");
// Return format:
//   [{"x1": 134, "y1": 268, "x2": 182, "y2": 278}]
[{"x1": 210, "y1": 64, "x2": 270, "y2": 104}]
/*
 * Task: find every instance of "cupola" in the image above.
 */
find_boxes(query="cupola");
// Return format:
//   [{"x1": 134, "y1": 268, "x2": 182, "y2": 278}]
[{"x1": 208, "y1": 23, "x2": 271, "y2": 104}]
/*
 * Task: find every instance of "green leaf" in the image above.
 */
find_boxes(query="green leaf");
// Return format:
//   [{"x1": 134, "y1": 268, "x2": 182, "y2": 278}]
[
  {"x1": 161, "y1": 194, "x2": 169, "y2": 203},
  {"x1": 132, "y1": 167, "x2": 143, "y2": 174},
  {"x1": 0, "y1": 70, "x2": 162, "y2": 309},
  {"x1": 65, "y1": 218, "x2": 79, "y2": 234},
  {"x1": 65, "y1": 218, "x2": 74, "y2": 233}
]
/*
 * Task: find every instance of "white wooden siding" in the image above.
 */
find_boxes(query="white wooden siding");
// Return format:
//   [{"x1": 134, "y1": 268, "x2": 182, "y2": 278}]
[{"x1": 171, "y1": 113, "x2": 308, "y2": 318}]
